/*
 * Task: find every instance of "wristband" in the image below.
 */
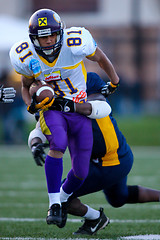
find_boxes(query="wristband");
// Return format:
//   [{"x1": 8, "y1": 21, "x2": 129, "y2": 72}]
[{"x1": 110, "y1": 81, "x2": 120, "y2": 88}]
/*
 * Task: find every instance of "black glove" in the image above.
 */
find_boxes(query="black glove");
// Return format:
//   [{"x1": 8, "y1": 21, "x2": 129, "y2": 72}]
[
  {"x1": 49, "y1": 97, "x2": 75, "y2": 112},
  {"x1": 0, "y1": 85, "x2": 16, "y2": 103},
  {"x1": 101, "y1": 81, "x2": 120, "y2": 97},
  {"x1": 31, "y1": 143, "x2": 49, "y2": 166},
  {"x1": 27, "y1": 93, "x2": 38, "y2": 114},
  {"x1": 34, "y1": 112, "x2": 40, "y2": 122}
]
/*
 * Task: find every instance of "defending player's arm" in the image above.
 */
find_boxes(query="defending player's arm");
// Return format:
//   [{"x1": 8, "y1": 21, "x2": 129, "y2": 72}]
[
  {"x1": 28, "y1": 121, "x2": 49, "y2": 166},
  {"x1": 0, "y1": 85, "x2": 16, "y2": 103},
  {"x1": 87, "y1": 47, "x2": 120, "y2": 95},
  {"x1": 29, "y1": 93, "x2": 111, "y2": 166},
  {"x1": 50, "y1": 94, "x2": 111, "y2": 119},
  {"x1": 77, "y1": 94, "x2": 111, "y2": 119}
]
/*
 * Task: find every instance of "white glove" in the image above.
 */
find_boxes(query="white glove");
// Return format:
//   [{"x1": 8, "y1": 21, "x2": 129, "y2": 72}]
[{"x1": 0, "y1": 85, "x2": 16, "y2": 103}]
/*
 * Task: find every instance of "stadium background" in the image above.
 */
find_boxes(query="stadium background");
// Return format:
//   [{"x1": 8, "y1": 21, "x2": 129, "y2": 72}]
[{"x1": 0, "y1": 1, "x2": 160, "y2": 239}]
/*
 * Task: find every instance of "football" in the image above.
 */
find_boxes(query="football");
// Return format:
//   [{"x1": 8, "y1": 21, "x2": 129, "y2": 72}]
[{"x1": 29, "y1": 80, "x2": 54, "y2": 104}]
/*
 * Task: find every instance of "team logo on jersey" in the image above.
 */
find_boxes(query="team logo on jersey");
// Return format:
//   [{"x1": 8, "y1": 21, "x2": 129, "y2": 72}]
[
  {"x1": 44, "y1": 71, "x2": 62, "y2": 82},
  {"x1": 38, "y1": 17, "x2": 47, "y2": 26}
]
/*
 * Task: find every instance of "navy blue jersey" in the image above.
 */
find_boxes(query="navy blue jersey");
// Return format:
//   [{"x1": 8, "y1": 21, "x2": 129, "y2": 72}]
[
  {"x1": 86, "y1": 72, "x2": 106, "y2": 95},
  {"x1": 87, "y1": 72, "x2": 131, "y2": 166}
]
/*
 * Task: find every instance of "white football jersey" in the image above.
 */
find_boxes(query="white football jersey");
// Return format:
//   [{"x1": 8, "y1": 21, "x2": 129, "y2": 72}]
[{"x1": 9, "y1": 27, "x2": 97, "y2": 102}]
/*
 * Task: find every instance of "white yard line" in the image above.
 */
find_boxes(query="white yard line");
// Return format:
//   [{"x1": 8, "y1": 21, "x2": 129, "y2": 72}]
[
  {"x1": 120, "y1": 235, "x2": 160, "y2": 240},
  {"x1": 1, "y1": 235, "x2": 160, "y2": 240},
  {"x1": 0, "y1": 238, "x2": 103, "y2": 240},
  {"x1": 0, "y1": 217, "x2": 160, "y2": 223}
]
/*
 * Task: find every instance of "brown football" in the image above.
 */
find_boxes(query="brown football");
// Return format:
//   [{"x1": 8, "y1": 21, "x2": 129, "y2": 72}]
[{"x1": 29, "y1": 80, "x2": 54, "y2": 104}]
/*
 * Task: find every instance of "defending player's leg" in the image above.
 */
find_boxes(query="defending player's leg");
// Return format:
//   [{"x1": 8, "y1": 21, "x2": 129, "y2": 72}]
[
  {"x1": 127, "y1": 185, "x2": 160, "y2": 203},
  {"x1": 73, "y1": 207, "x2": 110, "y2": 235},
  {"x1": 104, "y1": 177, "x2": 129, "y2": 208},
  {"x1": 67, "y1": 198, "x2": 110, "y2": 235}
]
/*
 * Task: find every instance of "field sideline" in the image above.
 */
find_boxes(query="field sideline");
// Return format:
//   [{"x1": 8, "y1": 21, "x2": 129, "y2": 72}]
[{"x1": 0, "y1": 145, "x2": 160, "y2": 239}]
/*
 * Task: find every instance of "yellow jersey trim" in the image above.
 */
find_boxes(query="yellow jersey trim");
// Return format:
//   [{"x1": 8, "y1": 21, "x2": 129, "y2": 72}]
[
  {"x1": 15, "y1": 70, "x2": 33, "y2": 79},
  {"x1": 81, "y1": 61, "x2": 87, "y2": 83},
  {"x1": 62, "y1": 61, "x2": 87, "y2": 83},
  {"x1": 62, "y1": 61, "x2": 81, "y2": 70},
  {"x1": 110, "y1": 82, "x2": 117, "y2": 87},
  {"x1": 38, "y1": 54, "x2": 58, "y2": 67},
  {"x1": 86, "y1": 50, "x2": 96, "y2": 58},
  {"x1": 39, "y1": 110, "x2": 52, "y2": 135},
  {"x1": 34, "y1": 71, "x2": 42, "y2": 79},
  {"x1": 96, "y1": 116, "x2": 120, "y2": 167}
]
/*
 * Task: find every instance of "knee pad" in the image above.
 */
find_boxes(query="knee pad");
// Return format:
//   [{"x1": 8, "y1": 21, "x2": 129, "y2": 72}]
[
  {"x1": 104, "y1": 189, "x2": 128, "y2": 208},
  {"x1": 127, "y1": 185, "x2": 139, "y2": 203},
  {"x1": 107, "y1": 198, "x2": 127, "y2": 208}
]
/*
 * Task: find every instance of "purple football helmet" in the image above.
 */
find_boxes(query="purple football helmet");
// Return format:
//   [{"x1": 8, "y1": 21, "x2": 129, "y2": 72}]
[{"x1": 29, "y1": 9, "x2": 63, "y2": 58}]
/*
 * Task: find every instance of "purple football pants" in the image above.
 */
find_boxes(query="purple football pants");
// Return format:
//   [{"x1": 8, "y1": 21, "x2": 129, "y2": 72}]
[{"x1": 41, "y1": 110, "x2": 93, "y2": 195}]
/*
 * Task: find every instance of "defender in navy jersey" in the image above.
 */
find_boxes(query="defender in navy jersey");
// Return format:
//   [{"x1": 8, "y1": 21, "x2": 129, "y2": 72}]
[{"x1": 28, "y1": 72, "x2": 160, "y2": 235}]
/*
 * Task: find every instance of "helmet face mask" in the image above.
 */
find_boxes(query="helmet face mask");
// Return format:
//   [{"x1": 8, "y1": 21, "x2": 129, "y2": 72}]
[{"x1": 29, "y1": 9, "x2": 64, "y2": 59}]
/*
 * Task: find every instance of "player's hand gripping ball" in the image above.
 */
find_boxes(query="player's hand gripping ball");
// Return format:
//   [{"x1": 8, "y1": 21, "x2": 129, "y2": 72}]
[
  {"x1": 29, "y1": 80, "x2": 54, "y2": 103},
  {"x1": 27, "y1": 80, "x2": 54, "y2": 114}
]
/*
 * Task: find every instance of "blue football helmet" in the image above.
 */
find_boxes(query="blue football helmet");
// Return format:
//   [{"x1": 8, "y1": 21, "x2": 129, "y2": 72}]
[{"x1": 29, "y1": 9, "x2": 64, "y2": 58}]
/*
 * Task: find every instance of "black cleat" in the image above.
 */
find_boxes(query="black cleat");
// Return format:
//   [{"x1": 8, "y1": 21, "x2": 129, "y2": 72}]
[
  {"x1": 73, "y1": 208, "x2": 110, "y2": 235},
  {"x1": 46, "y1": 203, "x2": 62, "y2": 225},
  {"x1": 57, "y1": 202, "x2": 68, "y2": 228}
]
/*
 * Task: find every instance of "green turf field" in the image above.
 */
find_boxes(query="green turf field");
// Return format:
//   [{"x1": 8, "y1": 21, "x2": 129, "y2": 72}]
[
  {"x1": 0, "y1": 145, "x2": 160, "y2": 239},
  {"x1": 116, "y1": 115, "x2": 160, "y2": 146}
]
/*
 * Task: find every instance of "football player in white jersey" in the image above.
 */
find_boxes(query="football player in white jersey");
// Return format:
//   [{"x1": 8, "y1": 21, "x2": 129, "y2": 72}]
[{"x1": 9, "y1": 8, "x2": 120, "y2": 226}]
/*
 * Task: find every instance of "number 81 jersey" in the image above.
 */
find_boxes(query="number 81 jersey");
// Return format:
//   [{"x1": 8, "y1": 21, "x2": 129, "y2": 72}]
[{"x1": 9, "y1": 27, "x2": 97, "y2": 103}]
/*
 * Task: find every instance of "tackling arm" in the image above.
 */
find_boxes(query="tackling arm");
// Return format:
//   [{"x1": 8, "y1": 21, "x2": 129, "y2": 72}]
[
  {"x1": 51, "y1": 94, "x2": 111, "y2": 119},
  {"x1": 76, "y1": 93, "x2": 111, "y2": 119},
  {"x1": 28, "y1": 93, "x2": 111, "y2": 166},
  {"x1": 28, "y1": 121, "x2": 48, "y2": 166}
]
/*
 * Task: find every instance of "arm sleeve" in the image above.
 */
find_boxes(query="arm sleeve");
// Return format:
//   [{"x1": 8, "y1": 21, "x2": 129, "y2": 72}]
[{"x1": 28, "y1": 121, "x2": 47, "y2": 148}]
